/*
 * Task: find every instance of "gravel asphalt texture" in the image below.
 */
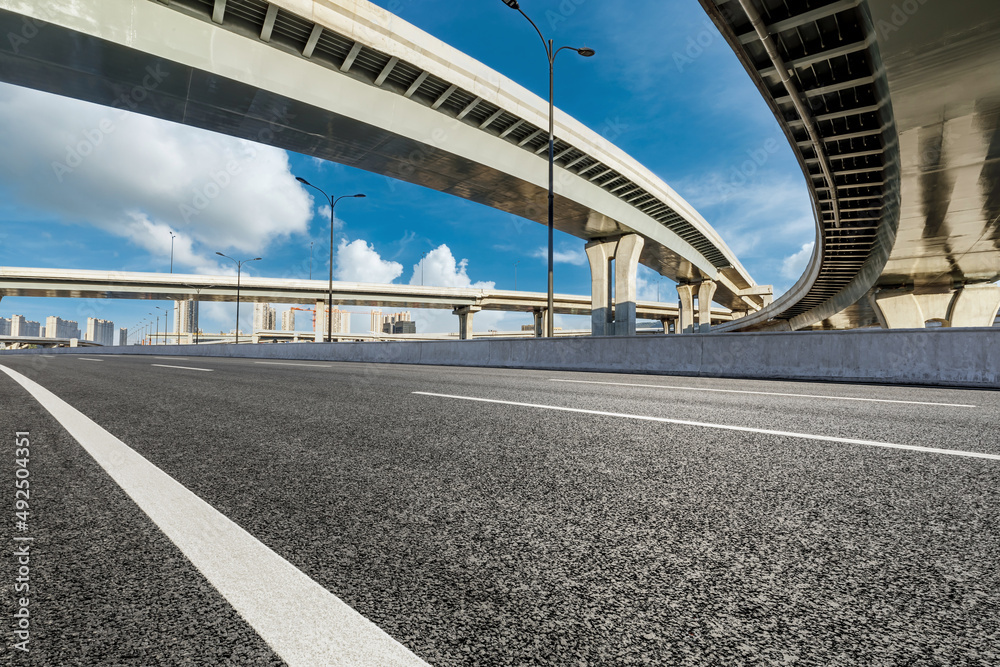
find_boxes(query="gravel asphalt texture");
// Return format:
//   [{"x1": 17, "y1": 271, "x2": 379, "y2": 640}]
[{"x1": 1, "y1": 353, "x2": 998, "y2": 665}]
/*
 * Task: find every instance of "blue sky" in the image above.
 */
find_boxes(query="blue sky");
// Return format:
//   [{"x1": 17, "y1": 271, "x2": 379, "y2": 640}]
[{"x1": 0, "y1": 0, "x2": 815, "y2": 337}]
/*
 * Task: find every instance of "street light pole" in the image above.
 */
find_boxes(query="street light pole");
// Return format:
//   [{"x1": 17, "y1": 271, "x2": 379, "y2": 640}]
[
  {"x1": 216, "y1": 253, "x2": 262, "y2": 345},
  {"x1": 157, "y1": 306, "x2": 170, "y2": 345},
  {"x1": 169, "y1": 232, "x2": 176, "y2": 273},
  {"x1": 514, "y1": 260, "x2": 520, "y2": 291},
  {"x1": 309, "y1": 241, "x2": 314, "y2": 280},
  {"x1": 295, "y1": 177, "x2": 365, "y2": 342},
  {"x1": 501, "y1": 0, "x2": 594, "y2": 337}
]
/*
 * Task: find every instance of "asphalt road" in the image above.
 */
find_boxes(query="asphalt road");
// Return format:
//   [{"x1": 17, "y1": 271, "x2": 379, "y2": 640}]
[{"x1": 1, "y1": 354, "x2": 998, "y2": 665}]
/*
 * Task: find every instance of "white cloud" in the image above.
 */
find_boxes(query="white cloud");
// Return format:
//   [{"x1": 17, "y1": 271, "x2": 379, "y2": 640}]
[
  {"x1": 781, "y1": 242, "x2": 814, "y2": 280},
  {"x1": 334, "y1": 239, "x2": 403, "y2": 283},
  {"x1": 530, "y1": 245, "x2": 587, "y2": 266},
  {"x1": 409, "y1": 244, "x2": 495, "y2": 289},
  {"x1": 0, "y1": 83, "x2": 312, "y2": 269},
  {"x1": 671, "y1": 170, "x2": 815, "y2": 284}
]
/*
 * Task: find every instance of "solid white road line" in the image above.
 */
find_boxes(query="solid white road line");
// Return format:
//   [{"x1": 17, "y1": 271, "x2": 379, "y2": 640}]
[
  {"x1": 548, "y1": 378, "x2": 977, "y2": 408},
  {"x1": 413, "y1": 391, "x2": 1000, "y2": 461},
  {"x1": 254, "y1": 361, "x2": 333, "y2": 368},
  {"x1": 78, "y1": 358, "x2": 104, "y2": 362},
  {"x1": 0, "y1": 364, "x2": 427, "y2": 667},
  {"x1": 151, "y1": 364, "x2": 214, "y2": 372}
]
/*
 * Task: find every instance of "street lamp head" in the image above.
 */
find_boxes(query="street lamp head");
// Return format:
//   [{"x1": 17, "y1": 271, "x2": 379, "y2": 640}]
[
  {"x1": 576, "y1": 47, "x2": 596, "y2": 57},
  {"x1": 253, "y1": 257, "x2": 262, "y2": 261},
  {"x1": 295, "y1": 176, "x2": 312, "y2": 185},
  {"x1": 352, "y1": 194, "x2": 366, "y2": 198},
  {"x1": 502, "y1": 0, "x2": 520, "y2": 8},
  {"x1": 215, "y1": 252, "x2": 224, "y2": 257}
]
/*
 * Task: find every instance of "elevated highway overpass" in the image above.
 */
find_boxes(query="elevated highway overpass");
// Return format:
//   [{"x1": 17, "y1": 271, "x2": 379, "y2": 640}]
[
  {"x1": 702, "y1": 0, "x2": 1000, "y2": 331},
  {"x1": 0, "y1": 266, "x2": 734, "y2": 339},
  {"x1": 0, "y1": 0, "x2": 769, "y2": 336}
]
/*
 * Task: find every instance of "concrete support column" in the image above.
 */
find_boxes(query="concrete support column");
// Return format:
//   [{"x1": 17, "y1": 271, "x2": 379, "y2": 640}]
[
  {"x1": 614, "y1": 234, "x2": 645, "y2": 337},
  {"x1": 453, "y1": 306, "x2": 481, "y2": 340},
  {"x1": 314, "y1": 300, "x2": 325, "y2": 342},
  {"x1": 871, "y1": 285, "x2": 1000, "y2": 329},
  {"x1": 948, "y1": 284, "x2": 1000, "y2": 327},
  {"x1": 697, "y1": 281, "x2": 718, "y2": 333},
  {"x1": 532, "y1": 308, "x2": 549, "y2": 338},
  {"x1": 586, "y1": 234, "x2": 645, "y2": 336},
  {"x1": 585, "y1": 240, "x2": 613, "y2": 336},
  {"x1": 676, "y1": 284, "x2": 695, "y2": 334}
]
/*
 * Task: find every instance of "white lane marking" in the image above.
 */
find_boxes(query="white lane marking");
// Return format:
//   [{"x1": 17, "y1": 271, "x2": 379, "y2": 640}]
[
  {"x1": 78, "y1": 358, "x2": 104, "y2": 362},
  {"x1": 154, "y1": 356, "x2": 190, "y2": 360},
  {"x1": 413, "y1": 391, "x2": 1000, "y2": 461},
  {"x1": 548, "y1": 378, "x2": 977, "y2": 408},
  {"x1": 254, "y1": 361, "x2": 333, "y2": 368},
  {"x1": 0, "y1": 363, "x2": 428, "y2": 667},
  {"x1": 151, "y1": 364, "x2": 214, "y2": 372}
]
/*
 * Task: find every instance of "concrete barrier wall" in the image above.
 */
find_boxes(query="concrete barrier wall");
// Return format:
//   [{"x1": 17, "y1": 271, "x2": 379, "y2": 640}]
[{"x1": 2, "y1": 328, "x2": 997, "y2": 388}]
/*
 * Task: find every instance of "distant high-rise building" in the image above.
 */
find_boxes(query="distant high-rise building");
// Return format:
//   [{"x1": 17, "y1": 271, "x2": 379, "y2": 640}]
[
  {"x1": 11, "y1": 315, "x2": 41, "y2": 337},
  {"x1": 45, "y1": 316, "x2": 81, "y2": 339},
  {"x1": 281, "y1": 309, "x2": 296, "y2": 332},
  {"x1": 0, "y1": 317, "x2": 9, "y2": 336},
  {"x1": 86, "y1": 318, "x2": 115, "y2": 346},
  {"x1": 370, "y1": 309, "x2": 383, "y2": 333},
  {"x1": 253, "y1": 303, "x2": 277, "y2": 332},
  {"x1": 39, "y1": 327, "x2": 45, "y2": 337},
  {"x1": 315, "y1": 304, "x2": 351, "y2": 336},
  {"x1": 119, "y1": 327, "x2": 128, "y2": 346},
  {"x1": 389, "y1": 321, "x2": 416, "y2": 334},
  {"x1": 174, "y1": 299, "x2": 199, "y2": 341},
  {"x1": 380, "y1": 311, "x2": 413, "y2": 334}
]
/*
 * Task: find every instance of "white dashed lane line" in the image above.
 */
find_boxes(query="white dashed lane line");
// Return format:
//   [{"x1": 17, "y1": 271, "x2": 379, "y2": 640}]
[
  {"x1": 151, "y1": 364, "x2": 214, "y2": 372},
  {"x1": 414, "y1": 391, "x2": 999, "y2": 461},
  {"x1": 548, "y1": 378, "x2": 977, "y2": 408},
  {"x1": 254, "y1": 361, "x2": 334, "y2": 368}
]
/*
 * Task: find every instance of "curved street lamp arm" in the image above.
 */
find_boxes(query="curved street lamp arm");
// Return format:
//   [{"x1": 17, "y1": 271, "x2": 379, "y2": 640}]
[
  {"x1": 516, "y1": 7, "x2": 551, "y2": 59},
  {"x1": 299, "y1": 180, "x2": 333, "y2": 206},
  {"x1": 553, "y1": 44, "x2": 583, "y2": 60}
]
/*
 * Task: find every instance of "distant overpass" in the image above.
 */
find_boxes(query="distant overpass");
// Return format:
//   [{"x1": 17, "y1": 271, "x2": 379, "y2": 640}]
[
  {"x1": 0, "y1": 0, "x2": 769, "y2": 336},
  {"x1": 0, "y1": 336, "x2": 102, "y2": 350},
  {"x1": 702, "y1": 0, "x2": 1000, "y2": 331},
  {"x1": 0, "y1": 267, "x2": 734, "y2": 339}
]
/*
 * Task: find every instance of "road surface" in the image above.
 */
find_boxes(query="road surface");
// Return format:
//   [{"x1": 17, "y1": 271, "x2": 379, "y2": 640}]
[{"x1": 1, "y1": 354, "x2": 997, "y2": 665}]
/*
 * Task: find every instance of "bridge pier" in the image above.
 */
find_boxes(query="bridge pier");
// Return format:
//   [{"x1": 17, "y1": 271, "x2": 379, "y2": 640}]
[
  {"x1": 532, "y1": 308, "x2": 549, "y2": 338},
  {"x1": 585, "y1": 234, "x2": 645, "y2": 337},
  {"x1": 698, "y1": 281, "x2": 718, "y2": 332},
  {"x1": 453, "y1": 306, "x2": 481, "y2": 340},
  {"x1": 870, "y1": 284, "x2": 1000, "y2": 328},
  {"x1": 314, "y1": 300, "x2": 324, "y2": 342},
  {"x1": 676, "y1": 284, "x2": 695, "y2": 333},
  {"x1": 677, "y1": 281, "x2": 718, "y2": 333}
]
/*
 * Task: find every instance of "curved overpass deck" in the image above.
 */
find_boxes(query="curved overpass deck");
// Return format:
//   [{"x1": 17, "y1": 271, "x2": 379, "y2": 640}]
[
  {"x1": 703, "y1": 0, "x2": 1000, "y2": 331},
  {"x1": 0, "y1": 0, "x2": 765, "y2": 312}
]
